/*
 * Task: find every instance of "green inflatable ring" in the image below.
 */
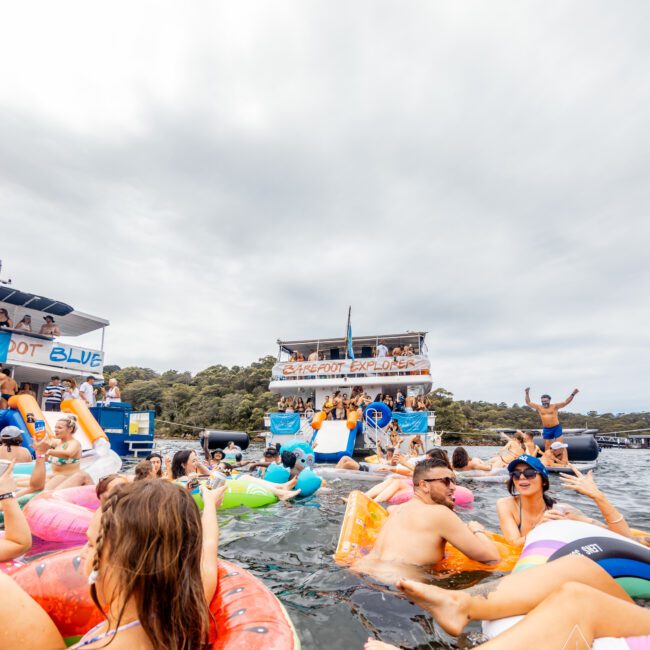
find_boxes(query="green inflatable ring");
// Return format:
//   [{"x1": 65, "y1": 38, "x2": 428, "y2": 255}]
[{"x1": 187, "y1": 476, "x2": 278, "y2": 510}]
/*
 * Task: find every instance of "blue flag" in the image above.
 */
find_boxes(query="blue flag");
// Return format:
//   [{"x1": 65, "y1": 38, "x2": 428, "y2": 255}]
[
  {"x1": 0, "y1": 331, "x2": 10, "y2": 363},
  {"x1": 346, "y1": 315, "x2": 354, "y2": 360}
]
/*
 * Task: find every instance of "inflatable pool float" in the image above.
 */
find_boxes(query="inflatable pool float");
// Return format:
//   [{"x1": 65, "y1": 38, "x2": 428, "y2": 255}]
[
  {"x1": 363, "y1": 402, "x2": 392, "y2": 429},
  {"x1": 23, "y1": 485, "x2": 100, "y2": 544},
  {"x1": 0, "y1": 491, "x2": 39, "y2": 526},
  {"x1": 456, "y1": 468, "x2": 509, "y2": 483},
  {"x1": 188, "y1": 476, "x2": 278, "y2": 510},
  {"x1": 546, "y1": 461, "x2": 598, "y2": 473},
  {"x1": 12, "y1": 546, "x2": 301, "y2": 648},
  {"x1": 314, "y1": 466, "x2": 388, "y2": 482},
  {"x1": 387, "y1": 482, "x2": 474, "y2": 507},
  {"x1": 334, "y1": 491, "x2": 520, "y2": 573},
  {"x1": 483, "y1": 520, "x2": 650, "y2": 647}
]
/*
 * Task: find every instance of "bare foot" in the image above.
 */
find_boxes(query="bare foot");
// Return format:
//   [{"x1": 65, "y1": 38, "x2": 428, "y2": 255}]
[
  {"x1": 284, "y1": 476, "x2": 298, "y2": 489},
  {"x1": 396, "y1": 578, "x2": 471, "y2": 636},
  {"x1": 278, "y1": 489, "x2": 301, "y2": 501},
  {"x1": 364, "y1": 639, "x2": 399, "y2": 649}
]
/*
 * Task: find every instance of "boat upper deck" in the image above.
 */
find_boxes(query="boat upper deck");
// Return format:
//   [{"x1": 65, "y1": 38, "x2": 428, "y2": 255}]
[
  {"x1": 270, "y1": 331, "x2": 431, "y2": 391},
  {"x1": 0, "y1": 285, "x2": 108, "y2": 381}
]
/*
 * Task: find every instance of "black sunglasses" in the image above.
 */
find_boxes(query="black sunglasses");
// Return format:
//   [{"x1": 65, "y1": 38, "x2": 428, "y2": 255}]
[
  {"x1": 421, "y1": 476, "x2": 457, "y2": 487},
  {"x1": 510, "y1": 468, "x2": 539, "y2": 480}
]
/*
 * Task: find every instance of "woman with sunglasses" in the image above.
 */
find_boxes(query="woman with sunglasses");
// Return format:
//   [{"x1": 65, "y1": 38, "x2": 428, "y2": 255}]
[{"x1": 497, "y1": 454, "x2": 632, "y2": 546}]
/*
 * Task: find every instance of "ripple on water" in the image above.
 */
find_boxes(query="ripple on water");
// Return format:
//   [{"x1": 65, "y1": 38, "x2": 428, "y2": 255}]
[{"x1": 150, "y1": 442, "x2": 650, "y2": 649}]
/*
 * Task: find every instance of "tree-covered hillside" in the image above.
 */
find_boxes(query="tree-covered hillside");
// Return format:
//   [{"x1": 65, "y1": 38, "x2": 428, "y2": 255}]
[{"x1": 105, "y1": 359, "x2": 649, "y2": 437}]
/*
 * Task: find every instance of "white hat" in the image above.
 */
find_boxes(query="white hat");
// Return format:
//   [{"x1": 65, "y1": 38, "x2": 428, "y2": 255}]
[{"x1": 550, "y1": 441, "x2": 568, "y2": 450}]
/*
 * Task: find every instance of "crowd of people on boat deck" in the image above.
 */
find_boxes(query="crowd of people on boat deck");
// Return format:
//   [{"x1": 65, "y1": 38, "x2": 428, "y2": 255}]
[
  {"x1": 0, "y1": 309, "x2": 61, "y2": 336},
  {"x1": 277, "y1": 388, "x2": 428, "y2": 419},
  {"x1": 0, "y1": 367, "x2": 122, "y2": 411},
  {"x1": 286, "y1": 342, "x2": 418, "y2": 363}
]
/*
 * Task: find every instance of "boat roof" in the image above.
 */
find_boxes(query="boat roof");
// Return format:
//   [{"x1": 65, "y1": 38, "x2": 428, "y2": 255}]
[
  {"x1": 0, "y1": 286, "x2": 109, "y2": 336},
  {"x1": 277, "y1": 331, "x2": 427, "y2": 355}
]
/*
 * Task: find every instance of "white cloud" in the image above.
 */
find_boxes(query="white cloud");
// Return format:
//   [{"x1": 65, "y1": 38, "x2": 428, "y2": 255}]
[{"x1": 1, "y1": 1, "x2": 649, "y2": 412}]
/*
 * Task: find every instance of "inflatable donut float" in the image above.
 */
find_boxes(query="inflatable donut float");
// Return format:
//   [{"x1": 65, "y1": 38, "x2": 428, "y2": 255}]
[
  {"x1": 483, "y1": 520, "x2": 650, "y2": 647},
  {"x1": 12, "y1": 546, "x2": 300, "y2": 648},
  {"x1": 23, "y1": 485, "x2": 100, "y2": 544},
  {"x1": 386, "y1": 480, "x2": 474, "y2": 507}
]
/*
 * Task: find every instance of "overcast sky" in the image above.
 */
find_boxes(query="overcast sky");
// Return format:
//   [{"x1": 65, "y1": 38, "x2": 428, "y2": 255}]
[{"x1": 1, "y1": 2, "x2": 649, "y2": 413}]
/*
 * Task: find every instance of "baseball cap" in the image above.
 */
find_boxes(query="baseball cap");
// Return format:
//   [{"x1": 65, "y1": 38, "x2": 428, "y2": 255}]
[
  {"x1": 551, "y1": 442, "x2": 569, "y2": 450},
  {"x1": 507, "y1": 454, "x2": 548, "y2": 477}
]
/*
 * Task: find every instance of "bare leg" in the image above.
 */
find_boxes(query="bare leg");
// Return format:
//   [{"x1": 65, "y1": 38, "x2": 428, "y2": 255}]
[
  {"x1": 43, "y1": 474, "x2": 70, "y2": 490},
  {"x1": 53, "y1": 471, "x2": 93, "y2": 490},
  {"x1": 364, "y1": 476, "x2": 401, "y2": 500},
  {"x1": 364, "y1": 640, "x2": 399, "y2": 650},
  {"x1": 478, "y1": 582, "x2": 650, "y2": 649},
  {"x1": 336, "y1": 456, "x2": 360, "y2": 471},
  {"x1": 370, "y1": 481, "x2": 410, "y2": 503},
  {"x1": 397, "y1": 555, "x2": 632, "y2": 636}
]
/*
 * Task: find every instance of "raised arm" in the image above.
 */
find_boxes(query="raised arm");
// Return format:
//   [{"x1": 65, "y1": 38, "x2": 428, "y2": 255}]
[
  {"x1": 199, "y1": 484, "x2": 226, "y2": 603},
  {"x1": 438, "y1": 508, "x2": 500, "y2": 564},
  {"x1": 554, "y1": 388, "x2": 579, "y2": 409},
  {"x1": 0, "y1": 464, "x2": 32, "y2": 561},
  {"x1": 560, "y1": 466, "x2": 631, "y2": 538},
  {"x1": 524, "y1": 387, "x2": 540, "y2": 411}
]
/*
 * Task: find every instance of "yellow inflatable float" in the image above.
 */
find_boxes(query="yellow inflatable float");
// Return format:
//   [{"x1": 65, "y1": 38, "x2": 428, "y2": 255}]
[{"x1": 334, "y1": 490, "x2": 521, "y2": 573}]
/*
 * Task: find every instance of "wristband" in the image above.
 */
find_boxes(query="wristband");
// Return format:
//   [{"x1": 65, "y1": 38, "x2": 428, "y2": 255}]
[
  {"x1": 36, "y1": 454, "x2": 46, "y2": 459},
  {"x1": 606, "y1": 514, "x2": 624, "y2": 525},
  {"x1": 0, "y1": 492, "x2": 16, "y2": 501},
  {"x1": 472, "y1": 529, "x2": 487, "y2": 536}
]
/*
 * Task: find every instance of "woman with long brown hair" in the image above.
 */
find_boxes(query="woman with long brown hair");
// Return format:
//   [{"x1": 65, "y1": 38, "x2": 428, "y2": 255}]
[{"x1": 0, "y1": 479, "x2": 225, "y2": 649}]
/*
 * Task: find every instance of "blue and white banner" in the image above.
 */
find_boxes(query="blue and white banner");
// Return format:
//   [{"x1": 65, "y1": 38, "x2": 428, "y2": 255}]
[
  {"x1": 269, "y1": 412, "x2": 301, "y2": 435},
  {"x1": 392, "y1": 411, "x2": 428, "y2": 433},
  {"x1": 0, "y1": 331, "x2": 10, "y2": 363}
]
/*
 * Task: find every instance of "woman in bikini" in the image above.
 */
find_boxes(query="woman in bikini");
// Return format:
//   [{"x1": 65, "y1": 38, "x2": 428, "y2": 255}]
[
  {"x1": 497, "y1": 455, "x2": 632, "y2": 546},
  {"x1": 490, "y1": 431, "x2": 525, "y2": 468},
  {"x1": 42, "y1": 415, "x2": 83, "y2": 489},
  {"x1": 523, "y1": 430, "x2": 543, "y2": 457},
  {"x1": 0, "y1": 479, "x2": 225, "y2": 649}
]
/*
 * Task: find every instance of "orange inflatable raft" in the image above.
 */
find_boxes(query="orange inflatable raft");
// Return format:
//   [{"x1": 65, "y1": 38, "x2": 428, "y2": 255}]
[
  {"x1": 334, "y1": 490, "x2": 521, "y2": 573},
  {"x1": 12, "y1": 547, "x2": 300, "y2": 649}
]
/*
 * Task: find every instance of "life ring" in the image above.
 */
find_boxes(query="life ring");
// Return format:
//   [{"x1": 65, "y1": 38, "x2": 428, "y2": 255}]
[
  {"x1": 483, "y1": 521, "x2": 650, "y2": 645},
  {"x1": 334, "y1": 490, "x2": 519, "y2": 573},
  {"x1": 11, "y1": 547, "x2": 300, "y2": 648},
  {"x1": 363, "y1": 402, "x2": 392, "y2": 429}
]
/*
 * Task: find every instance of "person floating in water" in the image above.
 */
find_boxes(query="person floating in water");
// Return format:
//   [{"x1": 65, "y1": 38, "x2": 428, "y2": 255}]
[
  {"x1": 525, "y1": 387, "x2": 578, "y2": 464},
  {"x1": 351, "y1": 458, "x2": 499, "y2": 583}
]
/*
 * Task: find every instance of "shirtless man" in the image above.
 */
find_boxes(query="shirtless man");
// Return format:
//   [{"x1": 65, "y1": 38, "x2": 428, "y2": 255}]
[
  {"x1": 525, "y1": 387, "x2": 578, "y2": 464},
  {"x1": 541, "y1": 441, "x2": 569, "y2": 467},
  {"x1": 0, "y1": 367, "x2": 18, "y2": 402},
  {"x1": 352, "y1": 458, "x2": 499, "y2": 582},
  {"x1": 336, "y1": 447, "x2": 398, "y2": 473}
]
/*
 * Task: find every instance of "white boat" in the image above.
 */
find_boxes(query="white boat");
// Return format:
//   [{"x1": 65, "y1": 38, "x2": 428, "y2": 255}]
[
  {"x1": 264, "y1": 331, "x2": 441, "y2": 461},
  {"x1": 0, "y1": 267, "x2": 155, "y2": 458}
]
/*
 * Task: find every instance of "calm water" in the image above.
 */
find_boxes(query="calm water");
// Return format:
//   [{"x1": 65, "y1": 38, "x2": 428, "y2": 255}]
[{"x1": 151, "y1": 443, "x2": 650, "y2": 650}]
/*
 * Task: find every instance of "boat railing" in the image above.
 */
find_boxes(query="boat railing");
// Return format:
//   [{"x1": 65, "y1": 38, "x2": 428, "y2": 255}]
[{"x1": 270, "y1": 355, "x2": 431, "y2": 382}]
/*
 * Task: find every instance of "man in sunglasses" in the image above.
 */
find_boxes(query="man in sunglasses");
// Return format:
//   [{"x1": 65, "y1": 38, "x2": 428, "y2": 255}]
[{"x1": 352, "y1": 458, "x2": 500, "y2": 582}]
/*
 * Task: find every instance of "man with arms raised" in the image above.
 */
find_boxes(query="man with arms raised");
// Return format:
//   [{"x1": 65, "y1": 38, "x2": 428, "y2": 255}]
[
  {"x1": 525, "y1": 387, "x2": 578, "y2": 464},
  {"x1": 352, "y1": 458, "x2": 500, "y2": 582}
]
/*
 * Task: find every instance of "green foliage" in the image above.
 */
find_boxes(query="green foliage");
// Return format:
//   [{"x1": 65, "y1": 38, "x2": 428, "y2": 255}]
[
  {"x1": 106, "y1": 359, "x2": 648, "y2": 437},
  {"x1": 105, "y1": 356, "x2": 277, "y2": 436}
]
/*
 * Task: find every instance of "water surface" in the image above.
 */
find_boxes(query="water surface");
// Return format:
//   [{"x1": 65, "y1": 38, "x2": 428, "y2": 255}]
[{"x1": 154, "y1": 443, "x2": 650, "y2": 649}]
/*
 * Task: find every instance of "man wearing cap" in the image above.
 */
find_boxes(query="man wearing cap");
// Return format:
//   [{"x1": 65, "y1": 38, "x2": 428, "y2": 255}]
[
  {"x1": 524, "y1": 387, "x2": 578, "y2": 461},
  {"x1": 14, "y1": 315, "x2": 32, "y2": 332},
  {"x1": 541, "y1": 441, "x2": 569, "y2": 467},
  {"x1": 39, "y1": 316, "x2": 61, "y2": 337}
]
